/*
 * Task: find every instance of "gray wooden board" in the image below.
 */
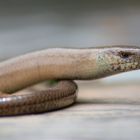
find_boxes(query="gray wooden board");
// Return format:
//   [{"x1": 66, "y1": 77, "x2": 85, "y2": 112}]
[{"x1": 0, "y1": 82, "x2": 140, "y2": 140}]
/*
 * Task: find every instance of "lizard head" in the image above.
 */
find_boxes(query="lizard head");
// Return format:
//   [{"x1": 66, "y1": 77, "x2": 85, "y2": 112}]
[{"x1": 96, "y1": 45, "x2": 140, "y2": 78}]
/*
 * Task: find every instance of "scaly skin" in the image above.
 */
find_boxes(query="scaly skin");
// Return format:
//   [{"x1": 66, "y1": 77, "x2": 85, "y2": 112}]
[{"x1": 0, "y1": 45, "x2": 140, "y2": 116}]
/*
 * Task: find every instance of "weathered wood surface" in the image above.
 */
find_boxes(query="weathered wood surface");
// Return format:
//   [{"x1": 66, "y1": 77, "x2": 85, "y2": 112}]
[{"x1": 0, "y1": 82, "x2": 140, "y2": 140}]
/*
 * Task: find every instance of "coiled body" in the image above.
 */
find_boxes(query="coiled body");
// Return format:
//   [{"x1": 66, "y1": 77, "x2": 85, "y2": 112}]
[{"x1": 0, "y1": 46, "x2": 140, "y2": 116}]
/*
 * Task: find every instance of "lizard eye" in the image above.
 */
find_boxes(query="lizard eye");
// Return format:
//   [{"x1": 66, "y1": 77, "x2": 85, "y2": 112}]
[{"x1": 119, "y1": 51, "x2": 134, "y2": 59}]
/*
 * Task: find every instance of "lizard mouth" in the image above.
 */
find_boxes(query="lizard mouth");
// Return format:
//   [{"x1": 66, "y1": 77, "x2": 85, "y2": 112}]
[{"x1": 110, "y1": 62, "x2": 139, "y2": 72}]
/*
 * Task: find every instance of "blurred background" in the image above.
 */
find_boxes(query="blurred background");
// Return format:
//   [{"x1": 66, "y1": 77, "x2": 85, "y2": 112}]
[{"x1": 0, "y1": 0, "x2": 140, "y2": 83}]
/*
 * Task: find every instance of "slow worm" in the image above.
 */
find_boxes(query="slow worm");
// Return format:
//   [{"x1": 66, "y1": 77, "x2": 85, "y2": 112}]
[{"x1": 0, "y1": 45, "x2": 140, "y2": 116}]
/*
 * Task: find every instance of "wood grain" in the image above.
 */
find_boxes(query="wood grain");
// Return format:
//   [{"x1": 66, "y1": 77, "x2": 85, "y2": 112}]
[{"x1": 0, "y1": 81, "x2": 140, "y2": 140}]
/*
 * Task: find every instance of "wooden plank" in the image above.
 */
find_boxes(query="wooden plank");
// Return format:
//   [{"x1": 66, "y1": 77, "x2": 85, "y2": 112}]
[{"x1": 0, "y1": 82, "x2": 140, "y2": 140}]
